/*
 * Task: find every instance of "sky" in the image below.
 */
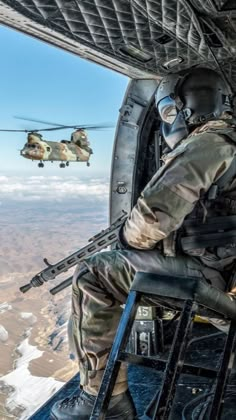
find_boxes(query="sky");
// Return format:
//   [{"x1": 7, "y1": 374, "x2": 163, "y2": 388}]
[
  {"x1": 0, "y1": 23, "x2": 128, "y2": 419},
  {"x1": 0, "y1": 24, "x2": 129, "y2": 177}
]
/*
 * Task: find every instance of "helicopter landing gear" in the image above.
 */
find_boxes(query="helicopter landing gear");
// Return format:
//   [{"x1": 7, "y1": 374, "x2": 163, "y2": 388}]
[
  {"x1": 87, "y1": 162, "x2": 90, "y2": 167},
  {"x1": 38, "y1": 161, "x2": 44, "y2": 168},
  {"x1": 60, "y1": 163, "x2": 66, "y2": 168},
  {"x1": 66, "y1": 161, "x2": 69, "y2": 167}
]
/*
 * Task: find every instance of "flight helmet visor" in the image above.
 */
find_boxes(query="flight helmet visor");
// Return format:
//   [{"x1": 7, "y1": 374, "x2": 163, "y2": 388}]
[{"x1": 157, "y1": 96, "x2": 178, "y2": 125}]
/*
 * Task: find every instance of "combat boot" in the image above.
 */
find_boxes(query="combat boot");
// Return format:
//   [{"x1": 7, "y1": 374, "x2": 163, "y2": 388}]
[{"x1": 50, "y1": 388, "x2": 136, "y2": 419}]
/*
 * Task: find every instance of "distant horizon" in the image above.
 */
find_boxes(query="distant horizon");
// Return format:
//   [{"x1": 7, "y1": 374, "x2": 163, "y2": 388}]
[{"x1": 0, "y1": 173, "x2": 110, "y2": 203}]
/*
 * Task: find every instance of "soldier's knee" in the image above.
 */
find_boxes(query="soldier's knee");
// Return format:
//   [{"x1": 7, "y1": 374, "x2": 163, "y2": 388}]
[
  {"x1": 72, "y1": 263, "x2": 90, "y2": 291},
  {"x1": 72, "y1": 250, "x2": 127, "y2": 293},
  {"x1": 86, "y1": 249, "x2": 120, "y2": 269}
]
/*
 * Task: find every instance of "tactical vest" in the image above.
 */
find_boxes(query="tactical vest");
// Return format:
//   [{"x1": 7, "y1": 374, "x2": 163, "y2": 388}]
[{"x1": 163, "y1": 127, "x2": 236, "y2": 261}]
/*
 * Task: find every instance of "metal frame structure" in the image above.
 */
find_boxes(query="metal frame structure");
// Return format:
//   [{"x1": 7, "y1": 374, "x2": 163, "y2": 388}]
[{"x1": 90, "y1": 272, "x2": 236, "y2": 420}]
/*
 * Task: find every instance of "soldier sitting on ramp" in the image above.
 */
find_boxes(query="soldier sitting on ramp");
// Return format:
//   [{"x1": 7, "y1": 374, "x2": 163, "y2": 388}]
[{"x1": 51, "y1": 67, "x2": 236, "y2": 420}]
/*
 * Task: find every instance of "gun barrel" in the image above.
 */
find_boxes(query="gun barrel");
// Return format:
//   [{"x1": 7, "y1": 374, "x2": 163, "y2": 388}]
[
  {"x1": 19, "y1": 283, "x2": 32, "y2": 293},
  {"x1": 49, "y1": 276, "x2": 73, "y2": 295},
  {"x1": 20, "y1": 212, "x2": 127, "y2": 293}
]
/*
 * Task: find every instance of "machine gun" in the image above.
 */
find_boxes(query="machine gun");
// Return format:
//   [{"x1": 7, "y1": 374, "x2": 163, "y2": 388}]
[{"x1": 20, "y1": 211, "x2": 127, "y2": 295}]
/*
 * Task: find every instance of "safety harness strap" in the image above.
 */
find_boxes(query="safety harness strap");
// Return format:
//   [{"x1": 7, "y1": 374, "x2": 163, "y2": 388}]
[
  {"x1": 209, "y1": 128, "x2": 236, "y2": 195},
  {"x1": 180, "y1": 128, "x2": 236, "y2": 251}
]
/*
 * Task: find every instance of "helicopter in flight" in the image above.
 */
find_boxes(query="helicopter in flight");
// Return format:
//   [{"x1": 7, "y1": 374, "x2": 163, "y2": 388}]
[{"x1": 0, "y1": 117, "x2": 113, "y2": 168}]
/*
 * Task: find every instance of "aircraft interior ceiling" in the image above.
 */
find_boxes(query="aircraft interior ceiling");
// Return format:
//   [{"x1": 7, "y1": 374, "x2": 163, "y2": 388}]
[{"x1": 0, "y1": 0, "x2": 236, "y2": 87}]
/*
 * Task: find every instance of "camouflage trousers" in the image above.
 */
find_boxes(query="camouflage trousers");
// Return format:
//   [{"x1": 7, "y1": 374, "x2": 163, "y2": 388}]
[{"x1": 68, "y1": 249, "x2": 225, "y2": 395}]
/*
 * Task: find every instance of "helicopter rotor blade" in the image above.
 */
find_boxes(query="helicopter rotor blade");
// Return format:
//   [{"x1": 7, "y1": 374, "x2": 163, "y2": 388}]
[
  {"x1": 0, "y1": 129, "x2": 31, "y2": 132},
  {"x1": 72, "y1": 124, "x2": 114, "y2": 130},
  {"x1": 0, "y1": 125, "x2": 114, "y2": 133},
  {"x1": 35, "y1": 124, "x2": 114, "y2": 131},
  {"x1": 0, "y1": 117, "x2": 114, "y2": 132},
  {"x1": 14, "y1": 116, "x2": 67, "y2": 127},
  {"x1": 14, "y1": 116, "x2": 114, "y2": 130},
  {"x1": 0, "y1": 127, "x2": 58, "y2": 132},
  {"x1": 0, "y1": 127, "x2": 67, "y2": 132}
]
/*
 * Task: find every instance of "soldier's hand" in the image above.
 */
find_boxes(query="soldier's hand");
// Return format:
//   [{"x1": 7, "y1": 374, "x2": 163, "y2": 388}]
[
  {"x1": 227, "y1": 287, "x2": 236, "y2": 301},
  {"x1": 116, "y1": 221, "x2": 132, "y2": 250}
]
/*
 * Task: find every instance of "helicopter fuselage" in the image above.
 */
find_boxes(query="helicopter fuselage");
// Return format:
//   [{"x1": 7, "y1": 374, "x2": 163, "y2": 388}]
[{"x1": 20, "y1": 133, "x2": 92, "y2": 165}]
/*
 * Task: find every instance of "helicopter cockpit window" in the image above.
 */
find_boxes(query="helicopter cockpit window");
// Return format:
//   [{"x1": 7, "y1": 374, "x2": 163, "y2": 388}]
[{"x1": 28, "y1": 143, "x2": 40, "y2": 149}]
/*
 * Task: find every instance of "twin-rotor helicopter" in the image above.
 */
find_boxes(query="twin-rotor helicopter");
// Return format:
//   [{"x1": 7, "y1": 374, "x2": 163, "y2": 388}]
[{"x1": 0, "y1": 117, "x2": 113, "y2": 168}]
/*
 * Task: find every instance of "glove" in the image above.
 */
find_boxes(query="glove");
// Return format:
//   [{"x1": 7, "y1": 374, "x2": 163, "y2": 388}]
[{"x1": 116, "y1": 220, "x2": 133, "y2": 250}]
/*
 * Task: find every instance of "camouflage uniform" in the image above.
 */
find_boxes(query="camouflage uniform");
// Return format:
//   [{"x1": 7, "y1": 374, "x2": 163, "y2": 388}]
[{"x1": 69, "y1": 120, "x2": 236, "y2": 396}]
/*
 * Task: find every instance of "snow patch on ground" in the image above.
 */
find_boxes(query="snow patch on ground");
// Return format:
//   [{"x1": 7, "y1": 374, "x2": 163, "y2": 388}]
[
  {"x1": 0, "y1": 337, "x2": 64, "y2": 419},
  {"x1": 20, "y1": 312, "x2": 37, "y2": 324},
  {"x1": 0, "y1": 302, "x2": 12, "y2": 313},
  {"x1": 20, "y1": 312, "x2": 33, "y2": 320},
  {"x1": 0, "y1": 325, "x2": 8, "y2": 342}
]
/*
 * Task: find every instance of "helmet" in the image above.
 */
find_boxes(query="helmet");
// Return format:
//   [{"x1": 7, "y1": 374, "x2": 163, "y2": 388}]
[{"x1": 156, "y1": 68, "x2": 232, "y2": 149}]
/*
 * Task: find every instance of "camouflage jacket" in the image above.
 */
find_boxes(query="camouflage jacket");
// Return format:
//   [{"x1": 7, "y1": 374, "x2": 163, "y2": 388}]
[{"x1": 123, "y1": 120, "x2": 236, "y2": 257}]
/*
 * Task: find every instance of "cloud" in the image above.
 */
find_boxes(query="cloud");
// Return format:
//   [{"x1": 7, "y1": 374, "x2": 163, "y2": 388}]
[{"x1": 0, "y1": 175, "x2": 109, "y2": 202}]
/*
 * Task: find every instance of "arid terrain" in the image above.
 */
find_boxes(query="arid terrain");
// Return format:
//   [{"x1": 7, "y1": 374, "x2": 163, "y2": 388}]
[{"x1": 0, "y1": 181, "x2": 109, "y2": 419}]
